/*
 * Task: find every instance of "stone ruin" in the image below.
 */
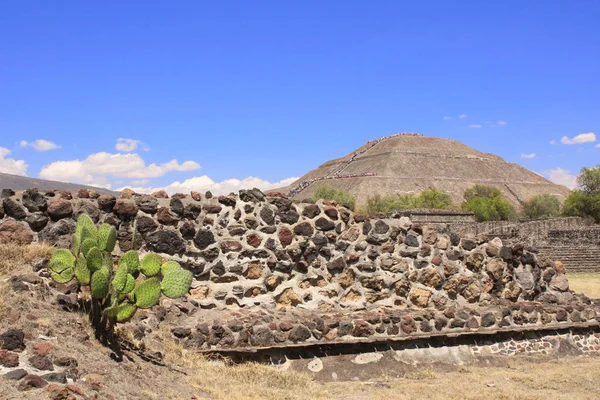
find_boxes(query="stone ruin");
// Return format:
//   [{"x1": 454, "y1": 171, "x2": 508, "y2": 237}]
[{"x1": 0, "y1": 187, "x2": 599, "y2": 356}]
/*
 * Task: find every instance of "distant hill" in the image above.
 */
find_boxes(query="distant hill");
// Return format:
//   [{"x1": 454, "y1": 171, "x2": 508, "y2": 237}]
[
  {"x1": 0, "y1": 172, "x2": 117, "y2": 195},
  {"x1": 278, "y1": 134, "x2": 571, "y2": 208}
]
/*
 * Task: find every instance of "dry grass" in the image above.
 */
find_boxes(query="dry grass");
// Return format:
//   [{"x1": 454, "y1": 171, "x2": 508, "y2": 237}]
[
  {"x1": 162, "y1": 336, "x2": 324, "y2": 400},
  {"x1": 0, "y1": 242, "x2": 53, "y2": 277},
  {"x1": 567, "y1": 272, "x2": 600, "y2": 298}
]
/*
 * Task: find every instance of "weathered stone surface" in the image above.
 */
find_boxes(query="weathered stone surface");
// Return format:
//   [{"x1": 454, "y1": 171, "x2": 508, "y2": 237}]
[
  {"x1": 47, "y1": 198, "x2": 73, "y2": 221},
  {"x1": 0, "y1": 219, "x2": 33, "y2": 244},
  {"x1": 17, "y1": 374, "x2": 48, "y2": 391},
  {"x1": 29, "y1": 354, "x2": 54, "y2": 371},
  {"x1": 1, "y1": 329, "x2": 25, "y2": 351},
  {"x1": 220, "y1": 240, "x2": 243, "y2": 253},
  {"x1": 0, "y1": 349, "x2": 19, "y2": 367},
  {"x1": 146, "y1": 230, "x2": 184, "y2": 255},
  {"x1": 409, "y1": 287, "x2": 432, "y2": 307},
  {"x1": 4, "y1": 369, "x2": 27, "y2": 380},
  {"x1": 278, "y1": 227, "x2": 294, "y2": 247},
  {"x1": 22, "y1": 188, "x2": 47, "y2": 212},
  {"x1": 293, "y1": 222, "x2": 314, "y2": 236},
  {"x1": 156, "y1": 207, "x2": 179, "y2": 226},
  {"x1": 135, "y1": 195, "x2": 158, "y2": 214},
  {"x1": 194, "y1": 228, "x2": 215, "y2": 250},
  {"x1": 275, "y1": 288, "x2": 302, "y2": 307},
  {"x1": 97, "y1": 194, "x2": 116, "y2": 211},
  {"x1": 315, "y1": 217, "x2": 335, "y2": 231},
  {"x1": 3, "y1": 198, "x2": 27, "y2": 219},
  {"x1": 550, "y1": 274, "x2": 569, "y2": 292},
  {"x1": 113, "y1": 199, "x2": 138, "y2": 218}
]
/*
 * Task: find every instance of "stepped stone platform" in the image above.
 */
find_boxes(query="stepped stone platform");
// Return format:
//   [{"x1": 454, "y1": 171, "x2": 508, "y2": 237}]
[{"x1": 1, "y1": 186, "x2": 598, "y2": 362}]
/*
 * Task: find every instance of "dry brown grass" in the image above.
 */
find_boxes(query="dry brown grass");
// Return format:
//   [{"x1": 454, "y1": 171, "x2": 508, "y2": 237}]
[
  {"x1": 567, "y1": 272, "x2": 600, "y2": 298},
  {"x1": 0, "y1": 242, "x2": 53, "y2": 277}
]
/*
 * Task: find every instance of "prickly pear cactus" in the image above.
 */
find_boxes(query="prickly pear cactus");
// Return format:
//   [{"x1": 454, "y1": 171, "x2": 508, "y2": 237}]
[
  {"x1": 134, "y1": 278, "x2": 162, "y2": 309},
  {"x1": 47, "y1": 212, "x2": 193, "y2": 332},
  {"x1": 161, "y1": 268, "x2": 193, "y2": 299}
]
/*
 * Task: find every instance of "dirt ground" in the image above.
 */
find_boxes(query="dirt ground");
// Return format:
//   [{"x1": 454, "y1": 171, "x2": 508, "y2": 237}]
[{"x1": 2, "y1": 244, "x2": 600, "y2": 400}]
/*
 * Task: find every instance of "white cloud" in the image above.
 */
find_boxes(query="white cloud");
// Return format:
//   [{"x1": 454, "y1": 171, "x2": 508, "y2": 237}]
[
  {"x1": 550, "y1": 140, "x2": 556, "y2": 145},
  {"x1": 19, "y1": 139, "x2": 61, "y2": 151},
  {"x1": 521, "y1": 153, "x2": 536, "y2": 159},
  {"x1": 116, "y1": 138, "x2": 149, "y2": 152},
  {"x1": 595, "y1": 143, "x2": 600, "y2": 148},
  {"x1": 496, "y1": 121, "x2": 507, "y2": 126},
  {"x1": 468, "y1": 124, "x2": 482, "y2": 128},
  {"x1": 0, "y1": 147, "x2": 28, "y2": 176},
  {"x1": 458, "y1": 114, "x2": 467, "y2": 119},
  {"x1": 443, "y1": 116, "x2": 452, "y2": 120},
  {"x1": 543, "y1": 168, "x2": 577, "y2": 189},
  {"x1": 118, "y1": 175, "x2": 299, "y2": 196},
  {"x1": 39, "y1": 152, "x2": 200, "y2": 186},
  {"x1": 560, "y1": 132, "x2": 596, "y2": 145}
]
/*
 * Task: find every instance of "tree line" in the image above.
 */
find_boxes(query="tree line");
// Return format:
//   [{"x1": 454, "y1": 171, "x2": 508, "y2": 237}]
[{"x1": 310, "y1": 164, "x2": 600, "y2": 223}]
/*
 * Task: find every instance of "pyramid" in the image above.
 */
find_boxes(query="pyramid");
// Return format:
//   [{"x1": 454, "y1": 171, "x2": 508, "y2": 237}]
[{"x1": 280, "y1": 133, "x2": 571, "y2": 208}]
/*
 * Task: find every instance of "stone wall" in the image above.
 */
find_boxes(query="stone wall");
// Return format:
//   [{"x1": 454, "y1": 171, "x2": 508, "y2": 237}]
[{"x1": 0, "y1": 187, "x2": 575, "y2": 312}]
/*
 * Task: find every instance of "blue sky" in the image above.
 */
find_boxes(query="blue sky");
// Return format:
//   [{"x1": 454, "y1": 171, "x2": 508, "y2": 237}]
[{"x1": 1, "y1": 1, "x2": 599, "y2": 193}]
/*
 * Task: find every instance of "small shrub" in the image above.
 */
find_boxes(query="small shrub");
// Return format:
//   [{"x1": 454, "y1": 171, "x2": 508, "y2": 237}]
[
  {"x1": 312, "y1": 185, "x2": 356, "y2": 210},
  {"x1": 462, "y1": 185, "x2": 515, "y2": 222},
  {"x1": 522, "y1": 194, "x2": 561, "y2": 219}
]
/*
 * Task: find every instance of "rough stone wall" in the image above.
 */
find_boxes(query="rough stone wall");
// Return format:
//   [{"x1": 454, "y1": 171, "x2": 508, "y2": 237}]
[{"x1": 0, "y1": 188, "x2": 574, "y2": 312}]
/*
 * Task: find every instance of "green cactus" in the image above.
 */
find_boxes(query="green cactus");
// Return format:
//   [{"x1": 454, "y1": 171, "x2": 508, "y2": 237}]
[
  {"x1": 90, "y1": 268, "x2": 110, "y2": 299},
  {"x1": 51, "y1": 249, "x2": 75, "y2": 268},
  {"x1": 112, "y1": 261, "x2": 129, "y2": 293},
  {"x1": 161, "y1": 260, "x2": 182, "y2": 276},
  {"x1": 134, "y1": 278, "x2": 161, "y2": 309},
  {"x1": 140, "y1": 253, "x2": 162, "y2": 277},
  {"x1": 98, "y1": 223, "x2": 117, "y2": 253},
  {"x1": 161, "y1": 268, "x2": 193, "y2": 299},
  {"x1": 50, "y1": 266, "x2": 74, "y2": 283},
  {"x1": 48, "y1": 213, "x2": 195, "y2": 345},
  {"x1": 75, "y1": 214, "x2": 96, "y2": 236},
  {"x1": 116, "y1": 303, "x2": 137, "y2": 322},
  {"x1": 120, "y1": 250, "x2": 139, "y2": 275},
  {"x1": 86, "y1": 246, "x2": 103, "y2": 271},
  {"x1": 81, "y1": 238, "x2": 97, "y2": 259},
  {"x1": 123, "y1": 274, "x2": 135, "y2": 294},
  {"x1": 74, "y1": 253, "x2": 91, "y2": 285}
]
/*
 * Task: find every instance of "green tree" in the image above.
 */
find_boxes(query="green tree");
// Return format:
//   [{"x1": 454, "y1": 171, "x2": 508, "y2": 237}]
[
  {"x1": 416, "y1": 189, "x2": 454, "y2": 209},
  {"x1": 462, "y1": 185, "x2": 515, "y2": 222},
  {"x1": 563, "y1": 165, "x2": 600, "y2": 223},
  {"x1": 312, "y1": 185, "x2": 356, "y2": 210},
  {"x1": 522, "y1": 194, "x2": 561, "y2": 219},
  {"x1": 577, "y1": 164, "x2": 600, "y2": 195}
]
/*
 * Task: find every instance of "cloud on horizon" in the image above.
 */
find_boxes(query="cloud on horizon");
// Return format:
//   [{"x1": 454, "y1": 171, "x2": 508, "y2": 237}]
[
  {"x1": 116, "y1": 138, "x2": 149, "y2": 152},
  {"x1": 19, "y1": 139, "x2": 61, "y2": 151},
  {"x1": 543, "y1": 168, "x2": 577, "y2": 189},
  {"x1": 560, "y1": 132, "x2": 596, "y2": 145},
  {"x1": 468, "y1": 124, "x2": 482, "y2": 128},
  {"x1": 0, "y1": 147, "x2": 28, "y2": 176},
  {"x1": 117, "y1": 175, "x2": 298, "y2": 196},
  {"x1": 521, "y1": 153, "x2": 536, "y2": 159},
  {"x1": 39, "y1": 152, "x2": 200, "y2": 188}
]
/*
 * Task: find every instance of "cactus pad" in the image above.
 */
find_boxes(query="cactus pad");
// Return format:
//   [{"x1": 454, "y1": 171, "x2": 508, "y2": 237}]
[
  {"x1": 123, "y1": 274, "x2": 135, "y2": 294},
  {"x1": 161, "y1": 269, "x2": 193, "y2": 299},
  {"x1": 72, "y1": 232, "x2": 81, "y2": 256},
  {"x1": 49, "y1": 259, "x2": 70, "y2": 274},
  {"x1": 116, "y1": 303, "x2": 137, "y2": 322},
  {"x1": 75, "y1": 214, "x2": 95, "y2": 237},
  {"x1": 50, "y1": 267, "x2": 74, "y2": 283},
  {"x1": 134, "y1": 278, "x2": 161, "y2": 309},
  {"x1": 51, "y1": 249, "x2": 75, "y2": 268},
  {"x1": 86, "y1": 246, "x2": 103, "y2": 271},
  {"x1": 90, "y1": 268, "x2": 110, "y2": 299},
  {"x1": 98, "y1": 224, "x2": 117, "y2": 253},
  {"x1": 161, "y1": 260, "x2": 182, "y2": 276},
  {"x1": 81, "y1": 238, "x2": 97, "y2": 258},
  {"x1": 74, "y1": 253, "x2": 91, "y2": 285},
  {"x1": 141, "y1": 253, "x2": 162, "y2": 277},
  {"x1": 112, "y1": 261, "x2": 129, "y2": 292},
  {"x1": 121, "y1": 250, "x2": 140, "y2": 274}
]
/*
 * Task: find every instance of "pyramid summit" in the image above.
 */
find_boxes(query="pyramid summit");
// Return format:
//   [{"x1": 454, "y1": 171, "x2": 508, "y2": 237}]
[{"x1": 282, "y1": 133, "x2": 571, "y2": 208}]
